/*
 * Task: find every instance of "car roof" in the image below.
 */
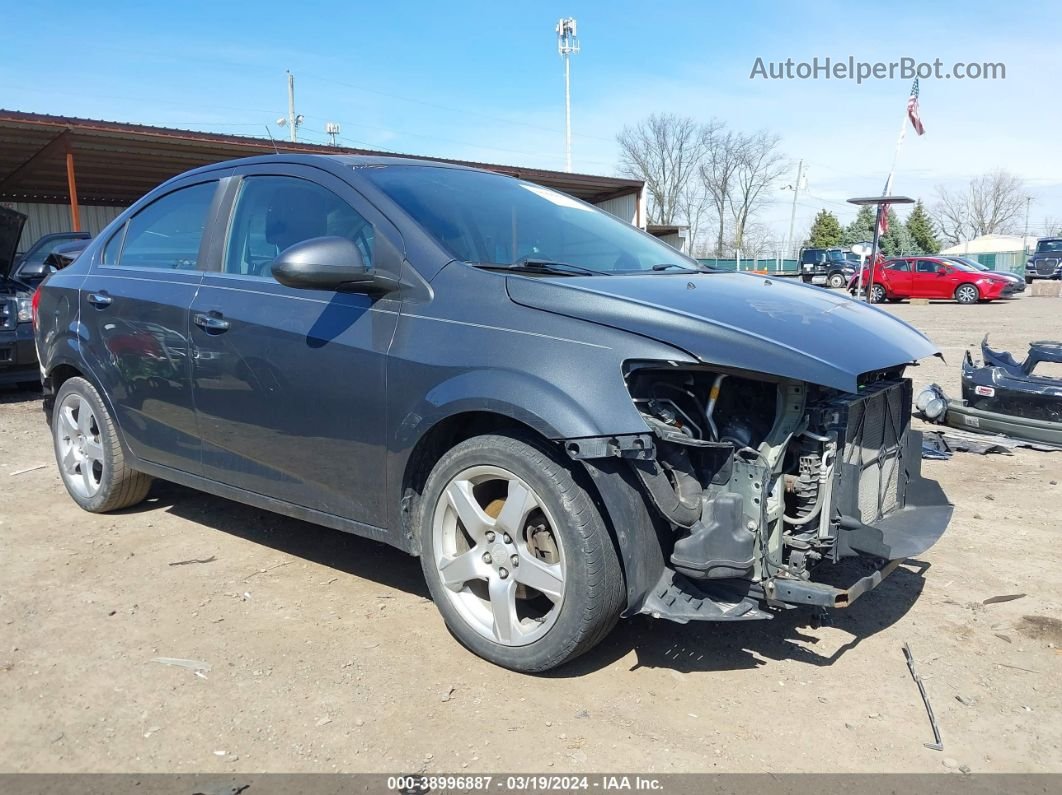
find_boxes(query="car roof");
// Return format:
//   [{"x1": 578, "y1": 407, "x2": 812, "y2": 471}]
[{"x1": 171, "y1": 153, "x2": 484, "y2": 184}]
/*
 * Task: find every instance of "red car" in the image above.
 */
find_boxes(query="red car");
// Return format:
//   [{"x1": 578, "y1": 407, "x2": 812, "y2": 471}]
[{"x1": 848, "y1": 256, "x2": 1011, "y2": 304}]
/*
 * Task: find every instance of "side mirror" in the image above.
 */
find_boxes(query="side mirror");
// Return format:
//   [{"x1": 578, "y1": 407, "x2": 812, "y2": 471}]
[{"x1": 271, "y1": 236, "x2": 399, "y2": 294}]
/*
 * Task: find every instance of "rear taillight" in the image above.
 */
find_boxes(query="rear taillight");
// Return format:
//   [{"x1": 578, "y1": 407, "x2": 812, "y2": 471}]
[{"x1": 31, "y1": 287, "x2": 41, "y2": 331}]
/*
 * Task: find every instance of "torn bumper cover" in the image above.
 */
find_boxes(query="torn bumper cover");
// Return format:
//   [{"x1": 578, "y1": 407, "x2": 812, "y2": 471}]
[{"x1": 918, "y1": 336, "x2": 1062, "y2": 447}]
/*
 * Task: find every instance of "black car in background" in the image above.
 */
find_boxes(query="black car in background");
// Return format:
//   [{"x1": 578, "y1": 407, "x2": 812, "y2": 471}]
[
  {"x1": 798, "y1": 247, "x2": 854, "y2": 288},
  {"x1": 1, "y1": 208, "x2": 41, "y2": 386},
  {"x1": 1, "y1": 209, "x2": 91, "y2": 387},
  {"x1": 1025, "y1": 237, "x2": 1062, "y2": 283},
  {"x1": 33, "y1": 155, "x2": 951, "y2": 671}
]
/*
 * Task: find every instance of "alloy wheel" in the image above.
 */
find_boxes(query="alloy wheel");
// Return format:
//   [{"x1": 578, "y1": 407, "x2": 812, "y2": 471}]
[
  {"x1": 56, "y1": 393, "x2": 105, "y2": 498},
  {"x1": 431, "y1": 465, "x2": 566, "y2": 647},
  {"x1": 870, "y1": 284, "x2": 887, "y2": 303},
  {"x1": 956, "y1": 284, "x2": 979, "y2": 304}
]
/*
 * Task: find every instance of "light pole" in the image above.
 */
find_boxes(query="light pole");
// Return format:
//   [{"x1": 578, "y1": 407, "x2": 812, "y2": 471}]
[
  {"x1": 276, "y1": 71, "x2": 304, "y2": 142},
  {"x1": 556, "y1": 18, "x2": 580, "y2": 173},
  {"x1": 781, "y1": 159, "x2": 804, "y2": 260},
  {"x1": 1023, "y1": 195, "x2": 1032, "y2": 256}
]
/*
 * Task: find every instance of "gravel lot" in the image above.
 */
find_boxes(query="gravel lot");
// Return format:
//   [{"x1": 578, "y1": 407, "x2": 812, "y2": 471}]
[{"x1": 1, "y1": 295, "x2": 1060, "y2": 774}]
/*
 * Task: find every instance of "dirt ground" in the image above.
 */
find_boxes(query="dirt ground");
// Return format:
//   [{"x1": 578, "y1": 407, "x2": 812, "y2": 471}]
[{"x1": 1, "y1": 295, "x2": 1060, "y2": 775}]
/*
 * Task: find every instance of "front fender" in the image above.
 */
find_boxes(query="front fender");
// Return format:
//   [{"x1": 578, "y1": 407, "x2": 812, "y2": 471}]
[{"x1": 396, "y1": 367, "x2": 616, "y2": 446}]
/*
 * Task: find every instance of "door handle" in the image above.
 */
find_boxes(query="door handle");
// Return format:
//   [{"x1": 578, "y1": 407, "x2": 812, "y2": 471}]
[
  {"x1": 87, "y1": 292, "x2": 112, "y2": 308},
  {"x1": 193, "y1": 312, "x2": 230, "y2": 333}
]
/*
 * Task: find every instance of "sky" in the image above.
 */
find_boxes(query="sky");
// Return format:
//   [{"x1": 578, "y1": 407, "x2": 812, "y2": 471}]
[{"x1": 3, "y1": 0, "x2": 1060, "y2": 246}]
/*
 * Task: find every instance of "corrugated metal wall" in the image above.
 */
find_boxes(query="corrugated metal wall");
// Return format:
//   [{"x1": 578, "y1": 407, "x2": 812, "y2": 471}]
[
  {"x1": 594, "y1": 193, "x2": 638, "y2": 226},
  {"x1": 2, "y1": 202, "x2": 127, "y2": 251}
]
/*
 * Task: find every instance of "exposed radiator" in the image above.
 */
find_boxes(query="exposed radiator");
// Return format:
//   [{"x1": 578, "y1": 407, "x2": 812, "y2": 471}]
[{"x1": 838, "y1": 379, "x2": 912, "y2": 525}]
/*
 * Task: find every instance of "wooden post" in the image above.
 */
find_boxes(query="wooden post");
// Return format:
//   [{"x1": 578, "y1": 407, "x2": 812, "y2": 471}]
[{"x1": 65, "y1": 150, "x2": 81, "y2": 232}]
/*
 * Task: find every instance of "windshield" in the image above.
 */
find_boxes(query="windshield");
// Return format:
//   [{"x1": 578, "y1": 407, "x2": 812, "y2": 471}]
[
  {"x1": 364, "y1": 166, "x2": 698, "y2": 273},
  {"x1": 1036, "y1": 240, "x2": 1062, "y2": 253},
  {"x1": 825, "y1": 250, "x2": 846, "y2": 262}
]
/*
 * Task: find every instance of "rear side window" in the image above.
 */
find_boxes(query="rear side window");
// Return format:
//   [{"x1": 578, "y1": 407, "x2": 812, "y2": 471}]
[
  {"x1": 110, "y1": 181, "x2": 217, "y2": 270},
  {"x1": 886, "y1": 260, "x2": 910, "y2": 272},
  {"x1": 223, "y1": 176, "x2": 374, "y2": 279}
]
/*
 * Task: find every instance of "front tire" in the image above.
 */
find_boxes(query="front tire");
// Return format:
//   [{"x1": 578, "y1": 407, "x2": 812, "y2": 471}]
[
  {"x1": 828, "y1": 272, "x2": 847, "y2": 289},
  {"x1": 955, "y1": 284, "x2": 980, "y2": 304},
  {"x1": 418, "y1": 433, "x2": 624, "y2": 672},
  {"x1": 52, "y1": 377, "x2": 152, "y2": 512}
]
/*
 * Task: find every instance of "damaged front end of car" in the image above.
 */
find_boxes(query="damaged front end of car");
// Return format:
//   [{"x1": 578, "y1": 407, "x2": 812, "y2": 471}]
[{"x1": 569, "y1": 362, "x2": 952, "y2": 624}]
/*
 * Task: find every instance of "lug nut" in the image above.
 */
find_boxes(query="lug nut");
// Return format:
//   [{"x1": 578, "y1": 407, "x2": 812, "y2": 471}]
[
  {"x1": 502, "y1": 533, "x2": 512, "y2": 544},
  {"x1": 486, "y1": 531, "x2": 496, "y2": 542},
  {"x1": 499, "y1": 568, "x2": 509, "y2": 579},
  {"x1": 482, "y1": 552, "x2": 492, "y2": 564},
  {"x1": 510, "y1": 554, "x2": 519, "y2": 567}
]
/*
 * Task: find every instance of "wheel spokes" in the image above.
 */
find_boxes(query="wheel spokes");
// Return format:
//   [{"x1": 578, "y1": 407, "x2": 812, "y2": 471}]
[
  {"x1": 58, "y1": 405, "x2": 78, "y2": 439},
  {"x1": 76, "y1": 397, "x2": 95, "y2": 436},
  {"x1": 445, "y1": 479, "x2": 493, "y2": 543},
  {"x1": 488, "y1": 575, "x2": 520, "y2": 644},
  {"x1": 438, "y1": 547, "x2": 484, "y2": 591},
  {"x1": 514, "y1": 546, "x2": 564, "y2": 602},
  {"x1": 59, "y1": 444, "x2": 78, "y2": 475},
  {"x1": 83, "y1": 437, "x2": 105, "y2": 467},
  {"x1": 494, "y1": 480, "x2": 538, "y2": 538}
]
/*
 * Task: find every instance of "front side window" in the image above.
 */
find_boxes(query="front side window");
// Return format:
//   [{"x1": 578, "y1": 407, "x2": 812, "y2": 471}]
[
  {"x1": 114, "y1": 181, "x2": 217, "y2": 270},
  {"x1": 364, "y1": 166, "x2": 695, "y2": 273},
  {"x1": 915, "y1": 260, "x2": 940, "y2": 274},
  {"x1": 223, "y1": 176, "x2": 374, "y2": 279}
]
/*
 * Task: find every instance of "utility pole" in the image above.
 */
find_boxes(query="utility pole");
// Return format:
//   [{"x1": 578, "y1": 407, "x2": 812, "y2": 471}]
[
  {"x1": 1023, "y1": 195, "x2": 1032, "y2": 255},
  {"x1": 783, "y1": 159, "x2": 804, "y2": 259},
  {"x1": 276, "y1": 71, "x2": 304, "y2": 142},
  {"x1": 556, "y1": 18, "x2": 580, "y2": 173}
]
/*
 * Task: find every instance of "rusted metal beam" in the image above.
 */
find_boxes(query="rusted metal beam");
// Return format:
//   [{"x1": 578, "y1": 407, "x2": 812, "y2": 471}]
[
  {"x1": 0, "y1": 129, "x2": 72, "y2": 192},
  {"x1": 66, "y1": 150, "x2": 80, "y2": 232}
]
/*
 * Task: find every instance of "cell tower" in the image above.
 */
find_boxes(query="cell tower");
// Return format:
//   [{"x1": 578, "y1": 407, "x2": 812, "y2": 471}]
[{"x1": 556, "y1": 17, "x2": 580, "y2": 172}]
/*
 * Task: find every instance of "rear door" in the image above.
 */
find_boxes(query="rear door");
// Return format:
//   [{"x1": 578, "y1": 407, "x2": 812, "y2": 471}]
[
  {"x1": 882, "y1": 259, "x2": 913, "y2": 296},
  {"x1": 78, "y1": 176, "x2": 228, "y2": 474},
  {"x1": 189, "y1": 165, "x2": 402, "y2": 527}
]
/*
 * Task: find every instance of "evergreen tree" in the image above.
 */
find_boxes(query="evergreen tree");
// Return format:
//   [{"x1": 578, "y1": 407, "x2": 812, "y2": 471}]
[
  {"x1": 806, "y1": 209, "x2": 843, "y2": 248},
  {"x1": 906, "y1": 200, "x2": 940, "y2": 254},
  {"x1": 841, "y1": 205, "x2": 875, "y2": 247},
  {"x1": 880, "y1": 208, "x2": 912, "y2": 256}
]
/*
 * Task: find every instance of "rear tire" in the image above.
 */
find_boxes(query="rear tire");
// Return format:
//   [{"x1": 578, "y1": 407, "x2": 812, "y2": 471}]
[
  {"x1": 955, "y1": 284, "x2": 980, "y2": 304},
  {"x1": 52, "y1": 377, "x2": 152, "y2": 512},
  {"x1": 869, "y1": 284, "x2": 887, "y2": 303},
  {"x1": 417, "y1": 432, "x2": 624, "y2": 672}
]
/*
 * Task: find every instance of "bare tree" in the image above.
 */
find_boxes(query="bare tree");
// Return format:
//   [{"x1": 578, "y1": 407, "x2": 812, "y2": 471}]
[
  {"x1": 933, "y1": 170, "x2": 1027, "y2": 245},
  {"x1": 617, "y1": 114, "x2": 711, "y2": 248},
  {"x1": 728, "y1": 131, "x2": 788, "y2": 254},
  {"x1": 699, "y1": 123, "x2": 742, "y2": 256}
]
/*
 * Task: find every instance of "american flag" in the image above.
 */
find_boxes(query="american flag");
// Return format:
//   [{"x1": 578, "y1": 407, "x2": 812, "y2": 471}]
[
  {"x1": 878, "y1": 176, "x2": 892, "y2": 236},
  {"x1": 907, "y1": 78, "x2": 925, "y2": 135}
]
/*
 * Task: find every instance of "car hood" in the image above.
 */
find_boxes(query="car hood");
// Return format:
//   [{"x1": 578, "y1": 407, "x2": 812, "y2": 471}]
[
  {"x1": 506, "y1": 271, "x2": 940, "y2": 393},
  {"x1": 0, "y1": 206, "x2": 27, "y2": 282}
]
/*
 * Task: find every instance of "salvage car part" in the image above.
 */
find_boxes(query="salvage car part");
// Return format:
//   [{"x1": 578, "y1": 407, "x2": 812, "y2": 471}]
[{"x1": 917, "y1": 336, "x2": 1062, "y2": 447}]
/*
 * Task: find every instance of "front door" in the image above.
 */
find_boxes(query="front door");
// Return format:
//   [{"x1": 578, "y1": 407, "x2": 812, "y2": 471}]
[
  {"x1": 189, "y1": 168, "x2": 401, "y2": 527},
  {"x1": 78, "y1": 178, "x2": 225, "y2": 473}
]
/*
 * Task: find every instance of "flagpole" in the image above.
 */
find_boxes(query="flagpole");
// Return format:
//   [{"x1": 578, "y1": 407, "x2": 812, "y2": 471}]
[{"x1": 864, "y1": 95, "x2": 914, "y2": 303}]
